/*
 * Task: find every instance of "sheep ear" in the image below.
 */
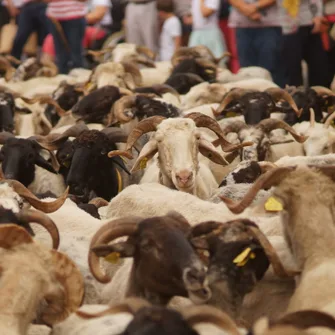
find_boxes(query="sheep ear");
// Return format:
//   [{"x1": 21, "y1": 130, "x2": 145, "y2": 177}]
[
  {"x1": 35, "y1": 155, "x2": 57, "y2": 174},
  {"x1": 131, "y1": 140, "x2": 158, "y2": 173},
  {"x1": 190, "y1": 237, "x2": 210, "y2": 250},
  {"x1": 92, "y1": 242, "x2": 135, "y2": 258},
  {"x1": 199, "y1": 139, "x2": 229, "y2": 166},
  {"x1": 111, "y1": 156, "x2": 131, "y2": 175}
]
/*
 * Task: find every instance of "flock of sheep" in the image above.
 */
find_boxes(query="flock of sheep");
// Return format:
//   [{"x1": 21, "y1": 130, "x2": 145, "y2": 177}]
[{"x1": 1, "y1": 43, "x2": 335, "y2": 335}]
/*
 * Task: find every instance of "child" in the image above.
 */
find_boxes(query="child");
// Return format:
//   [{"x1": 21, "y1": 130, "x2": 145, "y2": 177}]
[
  {"x1": 157, "y1": 0, "x2": 182, "y2": 61},
  {"x1": 188, "y1": 0, "x2": 227, "y2": 57}
]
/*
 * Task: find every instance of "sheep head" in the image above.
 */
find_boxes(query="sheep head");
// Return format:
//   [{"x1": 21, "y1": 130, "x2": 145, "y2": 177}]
[
  {"x1": 108, "y1": 113, "x2": 252, "y2": 194},
  {"x1": 90, "y1": 61, "x2": 142, "y2": 90},
  {"x1": 89, "y1": 212, "x2": 211, "y2": 304},
  {"x1": 0, "y1": 224, "x2": 84, "y2": 329}
]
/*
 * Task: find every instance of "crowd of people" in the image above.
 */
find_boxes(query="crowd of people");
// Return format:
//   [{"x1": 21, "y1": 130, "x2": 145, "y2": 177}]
[{"x1": 0, "y1": 0, "x2": 334, "y2": 88}]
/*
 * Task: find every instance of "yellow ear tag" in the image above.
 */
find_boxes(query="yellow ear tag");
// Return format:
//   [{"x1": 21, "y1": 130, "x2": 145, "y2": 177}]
[
  {"x1": 226, "y1": 111, "x2": 237, "y2": 118},
  {"x1": 265, "y1": 197, "x2": 283, "y2": 212},
  {"x1": 233, "y1": 247, "x2": 252, "y2": 267},
  {"x1": 62, "y1": 161, "x2": 70, "y2": 168},
  {"x1": 140, "y1": 157, "x2": 148, "y2": 170},
  {"x1": 104, "y1": 252, "x2": 120, "y2": 264}
]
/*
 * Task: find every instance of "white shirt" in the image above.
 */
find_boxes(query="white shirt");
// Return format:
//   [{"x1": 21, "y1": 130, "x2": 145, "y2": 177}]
[
  {"x1": 192, "y1": 0, "x2": 220, "y2": 30},
  {"x1": 88, "y1": 0, "x2": 112, "y2": 26},
  {"x1": 159, "y1": 15, "x2": 182, "y2": 61}
]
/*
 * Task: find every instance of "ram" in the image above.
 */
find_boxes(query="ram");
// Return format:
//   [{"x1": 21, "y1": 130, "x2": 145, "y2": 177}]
[
  {"x1": 40, "y1": 124, "x2": 133, "y2": 202},
  {"x1": 221, "y1": 166, "x2": 335, "y2": 325},
  {"x1": 109, "y1": 113, "x2": 250, "y2": 199},
  {"x1": 0, "y1": 223, "x2": 84, "y2": 334},
  {"x1": 214, "y1": 88, "x2": 301, "y2": 125},
  {"x1": 53, "y1": 298, "x2": 242, "y2": 335},
  {"x1": 0, "y1": 132, "x2": 66, "y2": 196}
]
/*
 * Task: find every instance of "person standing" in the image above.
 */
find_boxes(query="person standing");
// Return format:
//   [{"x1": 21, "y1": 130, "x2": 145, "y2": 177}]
[
  {"x1": 157, "y1": 0, "x2": 182, "y2": 61},
  {"x1": 228, "y1": 0, "x2": 282, "y2": 83},
  {"x1": 46, "y1": 0, "x2": 87, "y2": 74},
  {"x1": 10, "y1": 0, "x2": 49, "y2": 60},
  {"x1": 278, "y1": 0, "x2": 330, "y2": 87},
  {"x1": 125, "y1": 0, "x2": 159, "y2": 53},
  {"x1": 188, "y1": 0, "x2": 227, "y2": 58}
]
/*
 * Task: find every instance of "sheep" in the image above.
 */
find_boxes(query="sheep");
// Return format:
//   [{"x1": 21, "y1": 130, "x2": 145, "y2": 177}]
[
  {"x1": 53, "y1": 298, "x2": 243, "y2": 335},
  {"x1": 218, "y1": 78, "x2": 278, "y2": 92},
  {"x1": 88, "y1": 212, "x2": 212, "y2": 304},
  {"x1": 0, "y1": 223, "x2": 84, "y2": 334},
  {"x1": 292, "y1": 109, "x2": 335, "y2": 156},
  {"x1": 280, "y1": 86, "x2": 335, "y2": 124},
  {"x1": 220, "y1": 166, "x2": 335, "y2": 323},
  {"x1": 217, "y1": 66, "x2": 273, "y2": 83},
  {"x1": 0, "y1": 132, "x2": 66, "y2": 196},
  {"x1": 90, "y1": 61, "x2": 142, "y2": 89},
  {"x1": 110, "y1": 93, "x2": 181, "y2": 129},
  {"x1": 108, "y1": 113, "x2": 251, "y2": 200},
  {"x1": 275, "y1": 153, "x2": 335, "y2": 167},
  {"x1": 214, "y1": 88, "x2": 301, "y2": 125},
  {"x1": 220, "y1": 118, "x2": 307, "y2": 162},
  {"x1": 71, "y1": 85, "x2": 134, "y2": 125},
  {"x1": 171, "y1": 46, "x2": 230, "y2": 67},
  {"x1": 39, "y1": 124, "x2": 134, "y2": 202},
  {"x1": 0, "y1": 91, "x2": 15, "y2": 133}
]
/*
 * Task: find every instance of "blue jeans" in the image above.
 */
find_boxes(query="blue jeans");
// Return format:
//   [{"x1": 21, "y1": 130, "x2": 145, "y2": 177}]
[
  {"x1": 236, "y1": 27, "x2": 283, "y2": 86},
  {"x1": 48, "y1": 17, "x2": 86, "y2": 74},
  {"x1": 11, "y1": 2, "x2": 49, "y2": 59}
]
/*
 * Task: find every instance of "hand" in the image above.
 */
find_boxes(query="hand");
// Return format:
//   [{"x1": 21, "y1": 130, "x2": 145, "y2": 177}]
[
  {"x1": 239, "y1": 3, "x2": 259, "y2": 18},
  {"x1": 183, "y1": 15, "x2": 193, "y2": 25},
  {"x1": 312, "y1": 16, "x2": 329, "y2": 34},
  {"x1": 249, "y1": 11, "x2": 262, "y2": 20},
  {"x1": 7, "y1": 4, "x2": 19, "y2": 17}
]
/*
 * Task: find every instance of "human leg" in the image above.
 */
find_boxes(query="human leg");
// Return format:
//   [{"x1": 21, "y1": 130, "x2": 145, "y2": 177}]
[
  {"x1": 139, "y1": 2, "x2": 159, "y2": 53},
  {"x1": 125, "y1": 3, "x2": 144, "y2": 46},
  {"x1": 235, "y1": 28, "x2": 256, "y2": 67},
  {"x1": 62, "y1": 17, "x2": 86, "y2": 70},
  {"x1": 11, "y1": 3, "x2": 35, "y2": 59}
]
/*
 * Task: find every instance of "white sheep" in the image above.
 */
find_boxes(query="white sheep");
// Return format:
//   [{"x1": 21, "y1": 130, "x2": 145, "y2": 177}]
[{"x1": 217, "y1": 67, "x2": 273, "y2": 84}]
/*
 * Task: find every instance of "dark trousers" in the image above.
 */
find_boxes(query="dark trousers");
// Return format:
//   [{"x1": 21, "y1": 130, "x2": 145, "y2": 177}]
[
  {"x1": 236, "y1": 27, "x2": 283, "y2": 86},
  {"x1": 0, "y1": 5, "x2": 10, "y2": 29},
  {"x1": 48, "y1": 17, "x2": 85, "y2": 74},
  {"x1": 11, "y1": 2, "x2": 49, "y2": 59},
  {"x1": 280, "y1": 26, "x2": 330, "y2": 87}
]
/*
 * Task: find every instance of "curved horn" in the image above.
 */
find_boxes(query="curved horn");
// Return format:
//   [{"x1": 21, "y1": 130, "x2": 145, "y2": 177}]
[
  {"x1": 274, "y1": 310, "x2": 335, "y2": 330},
  {"x1": 184, "y1": 112, "x2": 252, "y2": 152},
  {"x1": 309, "y1": 108, "x2": 315, "y2": 128},
  {"x1": 108, "y1": 115, "x2": 166, "y2": 158},
  {"x1": 0, "y1": 56, "x2": 15, "y2": 81},
  {"x1": 20, "y1": 95, "x2": 66, "y2": 116},
  {"x1": 241, "y1": 220, "x2": 300, "y2": 277},
  {"x1": 129, "y1": 55, "x2": 156, "y2": 68},
  {"x1": 15, "y1": 209, "x2": 60, "y2": 249},
  {"x1": 119, "y1": 88, "x2": 134, "y2": 96},
  {"x1": 136, "y1": 46, "x2": 156, "y2": 60},
  {"x1": 265, "y1": 87, "x2": 302, "y2": 117},
  {"x1": 195, "y1": 58, "x2": 217, "y2": 71},
  {"x1": 220, "y1": 166, "x2": 297, "y2": 214},
  {"x1": 182, "y1": 305, "x2": 240, "y2": 335},
  {"x1": 88, "y1": 197, "x2": 109, "y2": 208},
  {"x1": 324, "y1": 111, "x2": 335, "y2": 128},
  {"x1": 4, "y1": 180, "x2": 69, "y2": 213},
  {"x1": 41, "y1": 250, "x2": 84, "y2": 325},
  {"x1": 77, "y1": 297, "x2": 150, "y2": 319},
  {"x1": 214, "y1": 88, "x2": 253, "y2": 116},
  {"x1": 111, "y1": 95, "x2": 137, "y2": 124},
  {"x1": 152, "y1": 84, "x2": 180, "y2": 101},
  {"x1": 102, "y1": 127, "x2": 129, "y2": 143},
  {"x1": 215, "y1": 51, "x2": 231, "y2": 64},
  {"x1": 121, "y1": 62, "x2": 142, "y2": 87},
  {"x1": 256, "y1": 119, "x2": 307, "y2": 143},
  {"x1": 88, "y1": 217, "x2": 143, "y2": 283},
  {"x1": 311, "y1": 86, "x2": 335, "y2": 97},
  {"x1": 0, "y1": 131, "x2": 15, "y2": 144},
  {"x1": 40, "y1": 124, "x2": 89, "y2": 150}
]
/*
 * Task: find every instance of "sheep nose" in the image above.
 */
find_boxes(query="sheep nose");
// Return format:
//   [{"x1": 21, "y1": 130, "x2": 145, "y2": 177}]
[
  {"x1": 183, "y1": 267, "x2": 206, "y2": 290},
  {"x1": 176, "y1": 170, "x2": 193, "y2": 185}
]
